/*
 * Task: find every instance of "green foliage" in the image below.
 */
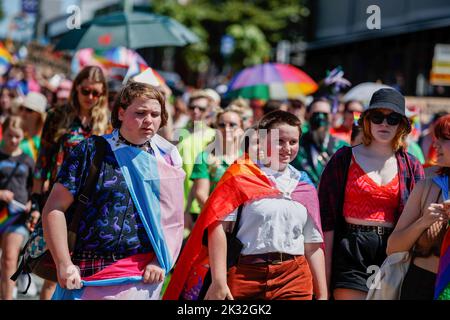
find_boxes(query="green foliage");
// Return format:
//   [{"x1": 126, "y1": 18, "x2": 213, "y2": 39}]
[
  {"x1": 149, "y1": 0, "x2": 309, "y2": 73},
  {"x1": 226, "y1": 24, "x2": 270, "y2": 67}
]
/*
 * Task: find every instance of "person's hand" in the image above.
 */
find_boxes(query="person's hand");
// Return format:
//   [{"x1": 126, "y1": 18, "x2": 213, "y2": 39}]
[
  {"x1": 420, "y1": 203, "x2": 447, "y2": 228},
  {"x1": 204, "y1": 281, "x2": 234, "y2": 300},
  {"x1": 143, "y1": 262, "x2": 165, "y2": 284},
  {"x1": 443, "y1": 200, "x2": 450, "y2": 219},
  {"x1": 57, "y1": 262, "x2": 82, "y2": 290},
  {"x1": 184, "y1": 211, "x2": 194, "y2": 231},
  {"x1": 26, "y1": 210, "x2": 40, "y2": 232},
  {"x1": 0, "y1": 190, "x2": 14, "y2": 203}
]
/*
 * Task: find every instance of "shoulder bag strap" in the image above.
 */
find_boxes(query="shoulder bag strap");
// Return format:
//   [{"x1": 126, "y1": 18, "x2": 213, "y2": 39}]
[
  {"x1": 0, "y1": 161, "x2": 21, "y2": 190},
  {"x1": 67, "y1": 136, "x2": 107, "y2": 252}
]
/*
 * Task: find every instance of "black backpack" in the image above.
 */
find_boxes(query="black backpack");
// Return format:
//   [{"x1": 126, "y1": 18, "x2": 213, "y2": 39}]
[{"x1": 11, "y1": 136, "x2": 107, "y2": 292}]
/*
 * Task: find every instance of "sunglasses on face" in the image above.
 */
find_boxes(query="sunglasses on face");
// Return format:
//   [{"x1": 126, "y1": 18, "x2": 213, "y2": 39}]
[
  {"x1": 19, "y1": 106, "x2": 34, "y2": 114},
  {"x1": 80, "y1": 87, "x2": 103, "y2": 98},
  {"x1": 188, "y1": 104, "x2": 208, "y2": 111},
  {"x1": 369, "y1": 111, "x2": 403, "y2": 126},
  {"x1": 217, "y1": 122, "x2": 239, "y2": 129}
]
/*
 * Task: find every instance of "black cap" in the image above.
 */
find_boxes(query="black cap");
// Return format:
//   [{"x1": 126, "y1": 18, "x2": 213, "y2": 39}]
[{"x1": 367, "y1": 88, "x2": 405, "y2": 116}]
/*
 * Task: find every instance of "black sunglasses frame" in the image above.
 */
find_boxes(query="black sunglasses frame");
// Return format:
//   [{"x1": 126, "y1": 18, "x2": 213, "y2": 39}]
[
  {"x1": 80, "y1": 87, "x2": 103, "y2": 98},
  {"x1": 369, "y1": 111, "x2": 403, "y2": 126}
]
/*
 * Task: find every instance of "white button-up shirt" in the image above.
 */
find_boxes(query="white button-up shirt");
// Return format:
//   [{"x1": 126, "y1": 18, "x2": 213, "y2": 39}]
[{"x1": 223, "y1": 165, "x2": 323, "y2": 255}]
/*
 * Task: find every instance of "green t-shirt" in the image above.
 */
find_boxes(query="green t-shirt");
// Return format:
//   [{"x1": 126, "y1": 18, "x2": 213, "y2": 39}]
[
  {"x1": 0, "y1": 135, "x2": 40, "y2": 162},
  {"x1": 177, "y1": 127, "x2": 216, "y2": 214},
  {"x1": 407, "y1": 140, "x2": 425, "y2": 164},
  {"x1": 19, "y1": 136, "x2": 41, "y2": 161},
  {"x1": 190, "y1": 150, "x2": 237, "y2": 193}
]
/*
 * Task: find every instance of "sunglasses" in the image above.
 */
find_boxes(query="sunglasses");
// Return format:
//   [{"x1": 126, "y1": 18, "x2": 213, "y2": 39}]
[
  {"x1": 19, "y1": 106, "x2": 34, "y2": 114},
  {"x1": 217, "y1": 122, "x2": 239, "y2": 129},
  {"x1": 80, "y1": 87, "x2": 103, "y2": 98},
  {"x1": 188, "y1": 104, "x2": 208, "y2": 111},
  {"x1": 369, "y1": 111, "x2": 403, "y2": 126}
]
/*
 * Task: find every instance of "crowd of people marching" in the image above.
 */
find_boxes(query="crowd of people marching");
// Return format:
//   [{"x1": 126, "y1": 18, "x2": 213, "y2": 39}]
[{"x1": 0, "y1": 51, "x2": 449, "y2": 301}]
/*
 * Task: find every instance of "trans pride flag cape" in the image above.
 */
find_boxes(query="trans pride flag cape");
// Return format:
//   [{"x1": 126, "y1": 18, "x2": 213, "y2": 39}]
[
  {"x1": 434, "y1": 175, "x2": 450, "y2": 300},
  {"x1": 53, "y1": 132, "x2": 185, "y2": 300},
  {"x1": 163, "y1": 156, "x2": 322, "y2": 300}
]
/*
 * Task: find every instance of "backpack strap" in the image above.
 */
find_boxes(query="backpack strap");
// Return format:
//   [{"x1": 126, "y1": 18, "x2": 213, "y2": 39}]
[{"x1": 67, "y1": 136, "x2": 107, "y2": 252}]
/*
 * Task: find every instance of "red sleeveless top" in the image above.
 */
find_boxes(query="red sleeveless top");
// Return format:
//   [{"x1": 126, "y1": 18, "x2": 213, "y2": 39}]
[{"x1": 343, "y1": 155, "x2": 399, "y2": 223}]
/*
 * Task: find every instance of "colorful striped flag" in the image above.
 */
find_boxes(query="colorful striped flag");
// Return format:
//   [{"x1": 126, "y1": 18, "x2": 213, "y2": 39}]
[
  {"x1": 433, "y1": 175, "x2": 450, "y2": 300},
  {"x1": 163, "y1": 156, "x2": 322, "y2": 300},
  {"x1": 52, "y1": 133, "x2": 185, "y2": 300},
  {"x1": 0, "y1": 44, "x2": 13, "y2": 76}
]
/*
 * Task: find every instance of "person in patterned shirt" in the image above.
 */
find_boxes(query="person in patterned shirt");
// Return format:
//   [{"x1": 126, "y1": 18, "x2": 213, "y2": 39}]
[
  {"x1": 31, "y1": 66, "x2": 109, "y2": 300},
  {"x1": 42, "y1": 82, "x2": 183, "y2": 300}
]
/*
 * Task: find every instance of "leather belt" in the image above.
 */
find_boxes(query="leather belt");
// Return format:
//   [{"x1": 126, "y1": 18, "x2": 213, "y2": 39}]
[
  {"x1": 72, "y1": 251, "x2": 127, "y2": 261},
  {"x1": 238, "y1": 252, "x2": 298, "y2": 265},
  {"x1": 346, "y1": 223, "x2": 393, "y2": 236}
]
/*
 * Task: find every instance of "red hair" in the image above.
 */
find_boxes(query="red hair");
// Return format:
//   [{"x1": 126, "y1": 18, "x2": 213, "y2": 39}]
[{"x1": 434, "y1": 114, "x2": 450, "y2": 176}]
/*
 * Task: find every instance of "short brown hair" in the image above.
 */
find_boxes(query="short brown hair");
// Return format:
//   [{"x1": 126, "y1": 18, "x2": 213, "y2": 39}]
[
  {"x1": 434, "y1": 114, "x2": 450, "y2": 176},
  {"x1": 111, "y1": 81, "x2": 168, "y2": 129},
  {"x1": 258, "y1": 110, "x2": 302, "y2": 137},
  {"x1": 358, "y1": 109, "x2": 411, "y2": 151}
]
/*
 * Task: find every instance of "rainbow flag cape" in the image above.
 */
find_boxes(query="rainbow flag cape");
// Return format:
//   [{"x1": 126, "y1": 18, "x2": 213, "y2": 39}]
[
  {"x1": 52, "y1": 133, "x2": 185, "y2": 300},
  {"x1": 163, "y1": 157, "x2": 322, "y2": 300},
  {"x1": 434, "y1": 175, "x2": 450, "y2": 300}
]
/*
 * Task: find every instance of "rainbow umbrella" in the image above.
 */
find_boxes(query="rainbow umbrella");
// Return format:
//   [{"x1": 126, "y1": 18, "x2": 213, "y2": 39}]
[{"x1": 226, "y1": 63, "x2": 318, "y2": 100}]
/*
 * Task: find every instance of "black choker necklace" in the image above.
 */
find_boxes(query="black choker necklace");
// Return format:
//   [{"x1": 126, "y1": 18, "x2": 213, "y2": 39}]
[{"x1": 118, "y1": 131, "x2": 151, "y2": 149}]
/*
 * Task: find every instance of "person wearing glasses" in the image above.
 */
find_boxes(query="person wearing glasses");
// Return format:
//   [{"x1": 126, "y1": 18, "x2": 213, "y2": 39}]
[
  {"x1": 177, "y1": 90, "x2": 216, "y2": 231},
  {"x1": 330, "y1": 100, "x2": 364, "y2": 145},
  {"x1": 17, "y1": 92, "x2": 47, "y2": 161},
  {"x1": 31, "y1": 66, "x2": 109, "y2": 300},
  {"x1": 319, "y1": 88, "x2": 424, "y2": 300},
  {"x1": 291, "y1": 98, "x2": 348, "y2": 186},
  {"x1": 190, "y1": 109, "x2": 244, "y2": 214}
]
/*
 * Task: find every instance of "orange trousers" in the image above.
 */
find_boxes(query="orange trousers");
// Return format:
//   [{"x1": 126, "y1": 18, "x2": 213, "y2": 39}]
[{"x1": 227, "y1": 255, "x2": 313, "y2": 300}]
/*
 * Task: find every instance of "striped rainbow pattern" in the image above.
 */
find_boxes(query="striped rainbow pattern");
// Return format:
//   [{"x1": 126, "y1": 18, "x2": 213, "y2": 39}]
[
  {"x1": 436, "y1": 228, "x2": 450, "y2": 300},
  {"x1": 0, "y1": 44, "x2": 13, "y2": 75},
  {"x1": 53, "y1": 134, "x2": 185, "y2": 300},
  {"x1": 227, "y1": 63, "x2": 318, "y2": 100},
  {"x1": 433, "y1": 175, "x2": 450, "y2": 300}
]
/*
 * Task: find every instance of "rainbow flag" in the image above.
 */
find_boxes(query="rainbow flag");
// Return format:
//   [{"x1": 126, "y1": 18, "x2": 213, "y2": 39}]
[
  {"x1": 0, "y1": 200, "x2": 26, "y2": 233},
  {"x1": 52, "y1": 133, "x2": 185, "y2": 300},
  {"x1": 353, "y1": 111, "x2": 362, "y2": 125},
  {"x1": 436, "y1": 228, "x2": 450, "y2": 300},
  {"x1": 0, "y1": 44, "x2": 13, "y2": 75},
  {"x1": 433, "y1": 175, "x2": 450, "y2": 300},
  {"x1": 163, "y1": 156, "x2": 322, "y2": 300}
]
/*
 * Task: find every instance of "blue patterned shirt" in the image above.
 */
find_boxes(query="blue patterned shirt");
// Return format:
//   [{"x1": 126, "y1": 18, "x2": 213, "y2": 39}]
[{"x1": 56, "y1": 137, "x2": 153, "y2": 257}]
